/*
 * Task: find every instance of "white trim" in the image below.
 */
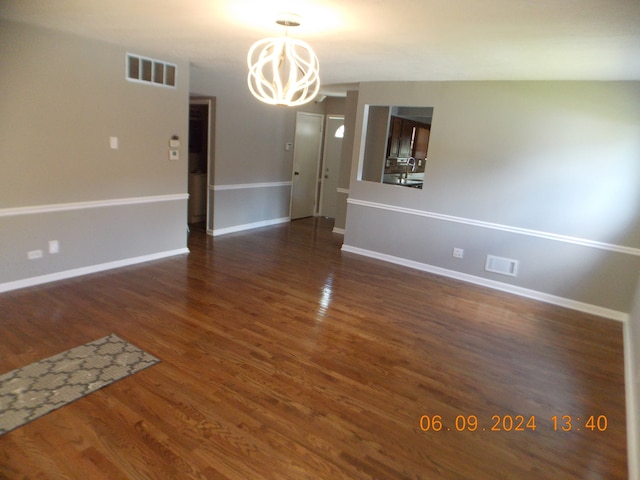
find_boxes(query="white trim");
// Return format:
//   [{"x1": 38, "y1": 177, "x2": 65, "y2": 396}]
[
  {"x1": 624, "y1": 320, "x2": 640, "y2": 480},
  {"x1": 213, "y1": 217, "x2": 290, "y2": 236},
  {"x1": 190, "y1": 96, "x2": 215, "y2": 235},
  {"x1": 347, "y1": 198, "x2": 640, "y2": 257},
  {"x1": 337, "y1": 188, "x2": 350, "y2": 195},
  {"x1": 332, "y1": 227, "x2": 345, "y2": 235},
  {"x1": 0, "y1": 194, "x2": 188, "y2": 218},
  {"x1": 213, "y1": 181, "x2": 292, "y2": 191},
  {"x1": 341, "y1": 243, "x2": 628, "y2": 322},
  {"x1": 0, "y1": 248, "x2": 189, "y2": 294}
]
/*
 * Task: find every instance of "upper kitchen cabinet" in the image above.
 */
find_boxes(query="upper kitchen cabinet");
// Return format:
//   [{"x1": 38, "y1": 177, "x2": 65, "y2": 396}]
[
  {"x1": 387, "y1": 116, "x2": 402, "y2": 158},
  {"x1": 385, "y1": 115, "x2": 432, "y2": 171},
  {"x1": 413, "y1": 126, "x2": 430, "y2": 163}
]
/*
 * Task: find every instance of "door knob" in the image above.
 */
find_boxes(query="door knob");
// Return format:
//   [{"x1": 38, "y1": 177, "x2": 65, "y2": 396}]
[{"x1": 294, "y1": 171, "x2": 300, "y2": 175}]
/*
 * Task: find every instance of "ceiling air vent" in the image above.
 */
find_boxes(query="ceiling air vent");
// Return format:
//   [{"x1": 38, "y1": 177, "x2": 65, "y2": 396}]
[
  {"x1": 126, "y1": 53, "x2": 176, "y2": 88},
  {"x1": 485, "y1": 255, "x2": 519, "y2": 277}
]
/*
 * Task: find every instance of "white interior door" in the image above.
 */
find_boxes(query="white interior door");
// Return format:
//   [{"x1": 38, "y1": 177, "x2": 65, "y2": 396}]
[
  {"x1": 291, "y1": 112, "x2": 324, "y2": 220},
  {"x1": 319, "y1": 115, "x2": 344, "y2": 218}
]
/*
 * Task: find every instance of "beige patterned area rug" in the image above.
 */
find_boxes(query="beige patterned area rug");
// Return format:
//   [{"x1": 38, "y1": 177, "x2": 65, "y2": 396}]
[{"x1": 0, "y1": 334, "x2": 159, "y2": 435}]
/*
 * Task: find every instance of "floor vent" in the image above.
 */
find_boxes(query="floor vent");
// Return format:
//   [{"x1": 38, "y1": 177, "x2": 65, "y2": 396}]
[
  {"x1": 126, "y1": 53, "x2": 176, "y2": 88},
  {"x1": 485, "y1": 255, "x2": 519, "y2": 277}
]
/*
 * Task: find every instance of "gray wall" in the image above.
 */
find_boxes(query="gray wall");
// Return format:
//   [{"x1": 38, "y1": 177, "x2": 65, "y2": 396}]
[
  {"x1": 0, "y1": 20, "x2": 190, "y2": 290},
  {"x1": 629, "y1": 276, "x2": 640, "y2": 480},
  {"x1": 190, "y1": 66, "x2": 322, "y2": 234},
  {"x1": 190, "y1": 65, "x2": 347, "y2": 234},
  {"x1": 344, "y1": 81, "x2": 640, "y2": 316},
  {"x1": 324, "y1": 96, "x2": 346, "y2": 117},
  {"x1": 333, "y1": 90, "x2": 358, "y2": 232},
  {"x1": 361, "y1": 106, "x2": 390, "y2": 182}
]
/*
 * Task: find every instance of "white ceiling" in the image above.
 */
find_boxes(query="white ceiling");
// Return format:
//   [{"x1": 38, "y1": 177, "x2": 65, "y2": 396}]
[{"x1": 2, "y1": 0, "x2": 639, "y2": 95}]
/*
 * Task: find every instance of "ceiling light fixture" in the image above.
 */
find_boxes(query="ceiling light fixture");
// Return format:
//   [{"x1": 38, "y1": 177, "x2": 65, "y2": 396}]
[{"x1": 247, "y1": 14, "x2": 320, "y2": 107}]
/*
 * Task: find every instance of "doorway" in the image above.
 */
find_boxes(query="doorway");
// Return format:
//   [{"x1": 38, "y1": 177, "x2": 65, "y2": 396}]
[
  {"x1": 319, "y1": 115, "x2": 344, "y2": 219},
  {"x1": 188, "y1": 97, "x2": 215, "y2": 233},
  {"x1": 290, "y1": 112, "x2": 324, "y2": 220}
]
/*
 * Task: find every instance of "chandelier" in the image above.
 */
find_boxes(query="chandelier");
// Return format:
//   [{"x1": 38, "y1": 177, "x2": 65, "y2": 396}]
[{"x1": 247, "y1": 15, "x2": 320, "y2": 107}]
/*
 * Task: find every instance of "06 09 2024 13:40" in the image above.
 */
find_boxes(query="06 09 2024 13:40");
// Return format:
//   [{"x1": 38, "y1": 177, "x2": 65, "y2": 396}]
[{"x1": 419, "y1": 414, "x2": 608, "y2": 432}]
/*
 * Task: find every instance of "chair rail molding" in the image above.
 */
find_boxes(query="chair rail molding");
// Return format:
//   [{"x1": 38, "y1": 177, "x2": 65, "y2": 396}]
[
  {"x1": 0, "y1": 194, "x2": 189, "y2": 217},
  {"x1": 347, "y1": 198, "x2": 640, "y2": 257}
]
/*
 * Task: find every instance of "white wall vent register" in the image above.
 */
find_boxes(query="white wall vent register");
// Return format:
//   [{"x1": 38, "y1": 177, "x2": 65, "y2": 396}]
[
  {"x1": 126, "y1": 53, "x2": 176, "y2": 88},
  {"x1": 485, "y1": 255, "x2": 519, "y2": 277}
]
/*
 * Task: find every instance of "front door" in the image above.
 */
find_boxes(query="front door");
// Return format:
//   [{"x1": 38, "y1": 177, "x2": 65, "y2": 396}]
[{"x1": 319, "y1": 115, "x2": 344, "y2": 218}]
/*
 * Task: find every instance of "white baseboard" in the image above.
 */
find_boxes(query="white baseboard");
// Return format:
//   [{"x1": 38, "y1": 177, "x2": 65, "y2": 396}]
[
  {"x1": 341, "y1": 244, "x2": 628, "y2": 322},
  {"x1": 0, "y1": 248, "x2": 189, "y2": 293},
  {"x1": 332, "y1": 227, "x2": 345, "y2": 235},
  {"x1": 212, "y1": 217, "x2": 290, "y2": 237}
]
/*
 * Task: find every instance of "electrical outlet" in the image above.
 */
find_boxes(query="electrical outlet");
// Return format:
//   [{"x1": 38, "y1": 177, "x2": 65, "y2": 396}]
[
  {"x1": 453, "y1": 247, "x2": 464, "y2": 259},
  {"x1": 28, "y1": 249, "x2": 43, "y2": 260},
  {"x1": 49, "y1": 240, "x2": 59, "y2": 254}
]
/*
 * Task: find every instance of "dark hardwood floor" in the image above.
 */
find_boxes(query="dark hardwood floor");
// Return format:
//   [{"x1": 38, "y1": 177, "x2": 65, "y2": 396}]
[{"x1": 0, "y1": 217, "x2": 628, "y2": 479}]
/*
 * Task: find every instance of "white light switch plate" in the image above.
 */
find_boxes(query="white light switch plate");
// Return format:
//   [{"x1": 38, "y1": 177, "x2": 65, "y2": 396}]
[{"x1": 48, "y1": 240, "x2": 59, "y2": 254}]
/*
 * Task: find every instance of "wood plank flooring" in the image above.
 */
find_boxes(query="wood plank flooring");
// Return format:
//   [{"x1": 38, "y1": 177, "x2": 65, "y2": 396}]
[{"x1": 0, "y1": 217, "x2": 628, "y2": 479}]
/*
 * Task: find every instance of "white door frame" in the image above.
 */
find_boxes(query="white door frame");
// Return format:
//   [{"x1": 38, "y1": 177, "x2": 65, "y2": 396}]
[{"x1": 190, "y1": 97, "x2": 215, "y2": 234}]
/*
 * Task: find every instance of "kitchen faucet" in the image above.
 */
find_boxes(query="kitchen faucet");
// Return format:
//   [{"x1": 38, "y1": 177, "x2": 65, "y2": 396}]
[{"x1": 403, "y1": 157, "x2": 416, "y2": 179}]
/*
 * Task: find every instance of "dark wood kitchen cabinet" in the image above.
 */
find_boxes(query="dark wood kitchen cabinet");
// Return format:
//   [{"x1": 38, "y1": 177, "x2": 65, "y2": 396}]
[
  {"x1": 387, "y1": 116, "x2": 403, "y2": 158},
  {"x1": 386, "y1": 115, "x2": 431, "y2": 162},
  {"x1": 413, "y1": 126, "x2": 430, "y2": 162}
]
